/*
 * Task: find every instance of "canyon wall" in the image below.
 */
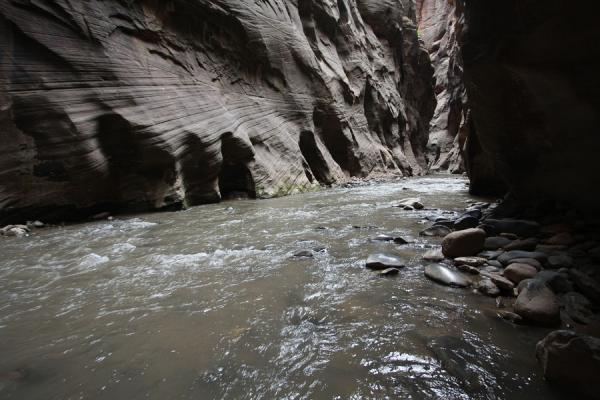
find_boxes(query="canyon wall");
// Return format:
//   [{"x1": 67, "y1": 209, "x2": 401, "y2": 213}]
[
  {"x1": 459, "y1": 0, "x2": 600, "y2": 206},
  {"x1": 415, "y1": 0, "x2": 465, "y2": 173},
  {"x1": 0, "y1": 0, "x2": 435, "y2": 223}
]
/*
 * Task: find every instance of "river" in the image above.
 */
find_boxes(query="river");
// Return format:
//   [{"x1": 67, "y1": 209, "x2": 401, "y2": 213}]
[{"x1": 0, "y1": 176, "x2": 566, "y2": 399}]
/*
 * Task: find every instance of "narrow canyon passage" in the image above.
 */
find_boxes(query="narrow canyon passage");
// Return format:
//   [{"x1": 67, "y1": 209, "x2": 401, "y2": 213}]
[{"x1": 0, "y1": 177, "x2": 567, "y2": 399}]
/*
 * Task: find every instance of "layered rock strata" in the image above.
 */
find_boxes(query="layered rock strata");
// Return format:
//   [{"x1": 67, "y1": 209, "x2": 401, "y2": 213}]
[{"x1": 0, "y1": 0, "x2": 435, "y2": 223}]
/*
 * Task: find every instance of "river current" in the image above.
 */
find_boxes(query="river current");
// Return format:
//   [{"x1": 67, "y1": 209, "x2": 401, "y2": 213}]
[{"x1": 0, "y1": 176, "x2": 565, "y2": 399}]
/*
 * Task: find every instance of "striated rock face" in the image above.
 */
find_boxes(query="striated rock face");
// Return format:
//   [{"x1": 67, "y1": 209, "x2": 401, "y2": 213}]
[
  {"x1": 458, "y1": 0, "x2": 600, "y2": 205},
  {"x1": 0, "y1": 0, "x2": 435, "y2": 223},
  {"x1": 415, "y1": 0, "x2": 466, "y2": 174}
]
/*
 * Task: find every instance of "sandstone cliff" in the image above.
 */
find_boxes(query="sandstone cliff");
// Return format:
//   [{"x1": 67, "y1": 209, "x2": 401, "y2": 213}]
[
  {"x1": 0, "y1": 0, "x2": 435, "y2": 223},
  {"x1": 416, "y1": 0, "x2": 465, "y2": 173}
]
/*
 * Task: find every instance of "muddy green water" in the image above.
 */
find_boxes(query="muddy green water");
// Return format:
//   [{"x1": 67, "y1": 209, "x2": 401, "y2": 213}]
[{"x1": 0, "y1": 176, "x2": 566, "y2": 399}]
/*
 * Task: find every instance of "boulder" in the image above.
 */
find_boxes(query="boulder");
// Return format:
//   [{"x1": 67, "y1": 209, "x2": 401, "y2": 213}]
[
  {"x1": 508, "y1": 258, "x2": 542, "y2": 271},
  {"x1": 483, "y1": 219, "x2": 540, "y2": 237},
  {"x1": 514, "y1": 280, "x2": 560, "y2": 326},
  {"x1": 497, "y1": 251, "x2": 547, "y2": 265},
  {"x1": 536, "y1": 270, "x2": 573, "y2": 294},
  {"x1": 536, "y1": 330, "x2": 600, "y2": 399},
  {"x1": 453, "y1": 215, "x2": 479, "y2": 230},
  {"x1": 503, "y1": 263, "x2": 538, "y2": 284},
  {"x1": 484, "y1": 236, "x2": 512, "y2": 250},
  {"x1": 442, "y1": 228, "x2": 486, "y2": 258},
  {"x1": 366, "y1": 253, "x2": 406, "y2": 271},
  {"x1": 477, "y1": 278, "x2": 500, "y2": 297},
  {"x1": 503, "y1": 238, "x2": 538, "y2": 252},
  {"x1": 569, "y1": 269, "x2": 600, "y2": 303},
  {"x1": 424, "y1": 265, "x2": 471, "y2": 288}
]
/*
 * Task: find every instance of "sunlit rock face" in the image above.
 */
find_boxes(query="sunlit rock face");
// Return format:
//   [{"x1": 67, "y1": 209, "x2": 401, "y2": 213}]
[
  {"x1": 416, "y1": 0, "x2": 466, "y2": 174},
  {"x1": 0, "y1": 0, "x2": 435, "y2": 223},
  {"x1": 459, "y1": 0, "x2": 600, "y2": 204}
]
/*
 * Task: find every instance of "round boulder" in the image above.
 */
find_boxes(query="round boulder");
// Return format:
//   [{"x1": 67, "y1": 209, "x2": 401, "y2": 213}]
[{"x1": 442, "y1": 228, "x2": 486, "y2": 258}]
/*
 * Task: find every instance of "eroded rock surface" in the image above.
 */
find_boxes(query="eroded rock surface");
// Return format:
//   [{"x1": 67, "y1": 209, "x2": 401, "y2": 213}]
[{"x1": 0, "y1": 0, "x2": 435, "y2": 223}]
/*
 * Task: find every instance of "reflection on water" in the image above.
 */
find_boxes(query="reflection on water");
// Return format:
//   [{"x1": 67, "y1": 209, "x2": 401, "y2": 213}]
[{"x1": 0, "y1": 176, "x2": 563, "y2": 399}]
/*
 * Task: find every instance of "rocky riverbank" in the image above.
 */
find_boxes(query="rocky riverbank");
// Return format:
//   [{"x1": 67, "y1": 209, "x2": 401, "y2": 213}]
[{"x1": 406, "y1": 198, "x2": 600, "y2": 397}]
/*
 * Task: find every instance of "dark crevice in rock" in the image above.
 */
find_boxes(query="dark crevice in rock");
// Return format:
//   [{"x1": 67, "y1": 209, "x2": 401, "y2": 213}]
[
  {"x1": 218, "y1": 133, "x2": 256, "y2": 200},
  {"x1": 298, "y1": 130, "x2": 335, "y2": 185}
]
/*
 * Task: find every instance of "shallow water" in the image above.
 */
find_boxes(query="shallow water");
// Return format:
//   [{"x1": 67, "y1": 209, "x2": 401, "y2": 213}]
[{"x1": 0, "y1": 176, "x2": 565, "y2": 399}]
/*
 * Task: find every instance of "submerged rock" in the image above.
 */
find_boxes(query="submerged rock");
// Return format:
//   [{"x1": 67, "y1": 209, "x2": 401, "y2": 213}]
[
  {"x1": 292, "y1": 250, "x2": 314, "y2": 258},
  {"x1": 420, "y1": 225, "x2": 452, "y2": 237},
  {"x1": 536, "y1": 330, "x2": 600, "y2": 399},
  {"x1": 441, "y1": 228, "x2": 486, "y2": 258},
  {"x1": 424, "y1": 265, "x2": 471, "y2": 288},
  {"x1": 395, "y1": 198, "x2": 424, "y2": 210},
  {"x1": 423, "y1": 248, "x2": 445, "y2": 262},
  {"x1": 376, "y1": 268, "x2": 401, "y2": 277},
  {"x1": 365, "y1": 253, "x2": 406, "y2": 271}
]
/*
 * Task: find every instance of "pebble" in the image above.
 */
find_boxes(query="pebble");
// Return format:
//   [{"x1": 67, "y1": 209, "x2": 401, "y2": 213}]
[
  {"x1": 453, "y1": 257, "x2": 487, "y2": 267},
  {"x1": 423, "y1": 248, "x2": 445, "y2": 262},
  {"x1": 497, "y1": 251, "x2": 547, "y2": 265},
  {"x1": 477, "y1": 278, "x2": 500, "y2": 297},
  {"x1": 420, "y1": 226, "x2": 452, "y2": 237},
  {"x1": 547, "y1": 254, "x2": 574, "y2": 269},
  {"x1": 514, "y1": 280, "x2": 560, "y2": 326},
  {"x1": 376, "y1": 268, "x2": 400, "y2": 277},
  {"x1": 504, "y1": 238, "x2": 538, "y2": 251}
]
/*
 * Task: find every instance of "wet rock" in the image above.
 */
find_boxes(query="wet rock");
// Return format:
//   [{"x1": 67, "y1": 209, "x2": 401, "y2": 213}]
[
  {"x1": 477, "y1": 278, "x2": 500, "y2": 297},
  {"x1": 424, "y1": 265, "x2": 471, "y2": 288},
  {"x1": 441, "y1": 228, "x2": 486, "y2": 258},
  {"x1": 420, "y1": 225, "x2": 452, "y2": 237},
  {"x1": 27, "y1": 220, "x2": 45, "y2": 229},
  {"x1": 453, "y1": 257, "x2": 487, "y2": 267},
  {"x1": 483, "y1": 219, "x2": 540, "y2": 237},
  {"x1": 365, "y1": 253, "x2": 406, "y2": 271},
  {"x1": 395, "y1": 198, "x2": 424, "y2": 210},
  {"x1": 499, "y1": 233, "x2": 519, "y2": 240},
  {"x1": 561, "y1": 292, "x2": 593, "y2": 324},
  {"x1": 477, "y1": 250, "x2": 502, "y2": 260},
  {"x1": 463, "y1": 209, "x2": 483, "y2": 220},
  {"x1": 569, "y1": 270, "x2": 600, "y2": 303},
  {"x1": 371, "y1": 234, "x2": 409, "y2": 245},
  {"x1": 537, "y1": 271, "x2": 573, "y2": 294},
  {"x1": 497, "y1": 310, "x2": 523, "y2": 324},
  {"x1": 508, "y1": 258, "x2": 542, "y2": 271},
  {"x1": 504, "y1": 238, "x2": 538, "y2": 252},
  {"x1": 497, "y1": 251, "x2": 547, "y2": 266},
  {"x1": 488, "y1": 274, "x2": 515, "y2": 292},
  {"x1": 376, "y1": 268, "x2": 401, "y2": 277},
  {"x1": 503, "y1": 263, "x2": 538, "y2": 284},
  {"x1": 485, "y1": 260, "x2": 503, "y2": 269},
  {"x1": 536, "y1": 330, "x2": 600, "y2": 399},
  {"x1": 0, "y1": 225, "x2": 30, "y2": 237},
  {"x1": 547, "y1": 254, "x2": 574, "y2": 269},
  {"x1": 481, "y1": 265, "x2": 502, "y2": 274},
  {"x1": 453, "y1": 215, "x2": 479, "y2": 230},
  {"x1": 484, "y1": 236, "x2": 512, "y2": 250},
  {"x1": 293, "y1": 250, "x2": 314, "y2": 258},
  {"x1": 514, "y1": 280, "x2": 560, "y2": 326},
  {"x1": 544, "y1": 232, "x2": 576, "y2": 246},
  {"x1": 423, "y1": 248, "x2": 445, "y2": 262},
  {"x1": 456, "y1": 264, "x2": 480, "y2": 275}
]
